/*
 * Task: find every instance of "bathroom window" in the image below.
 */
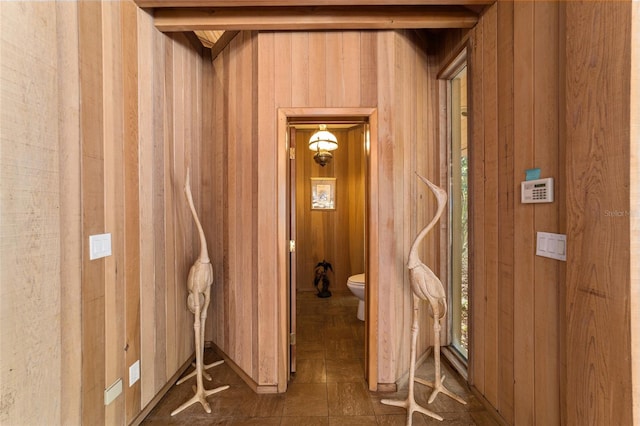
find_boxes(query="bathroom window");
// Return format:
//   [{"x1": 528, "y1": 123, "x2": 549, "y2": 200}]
[{"x1": 448, "y1": 59, "x2": 468, "y2": 361}]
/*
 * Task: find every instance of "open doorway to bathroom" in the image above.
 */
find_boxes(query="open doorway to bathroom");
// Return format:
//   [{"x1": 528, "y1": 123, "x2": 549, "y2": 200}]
[{"x1": 278, "y1": 108, "x2": 378, "y2": 390}]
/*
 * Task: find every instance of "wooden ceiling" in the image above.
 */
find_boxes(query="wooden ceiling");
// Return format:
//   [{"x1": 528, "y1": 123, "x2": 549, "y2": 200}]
[{"x1": 136, "y1": 0, "x2": 493, "y2": 52}]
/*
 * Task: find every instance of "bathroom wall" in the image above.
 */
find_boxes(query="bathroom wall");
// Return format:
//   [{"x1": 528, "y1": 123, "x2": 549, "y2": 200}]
[{"x1": 294, "y1": 127, "x2": 366, "y2": 294}]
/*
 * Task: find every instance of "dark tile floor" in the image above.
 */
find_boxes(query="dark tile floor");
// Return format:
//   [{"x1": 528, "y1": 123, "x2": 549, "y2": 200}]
[{"x1": 141, "y1": 292, "x2": 499, "y2": 425}]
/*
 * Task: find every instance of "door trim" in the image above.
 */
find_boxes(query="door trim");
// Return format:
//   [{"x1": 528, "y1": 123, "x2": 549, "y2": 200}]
[{"x1": 277, "y1": 107, "x2": 379, "y2": 391}]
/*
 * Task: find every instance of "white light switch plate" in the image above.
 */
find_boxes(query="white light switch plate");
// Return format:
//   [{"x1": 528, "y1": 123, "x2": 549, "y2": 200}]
[
  {"x1": 536, "y1": 232, "x2": 566, "y2": 261},
  {"x1": 89, "y1": 233, "x2": 112, "y2": 260},
  {"x1": 129, "y1": 360, "x2": 140, "y2": 387}
]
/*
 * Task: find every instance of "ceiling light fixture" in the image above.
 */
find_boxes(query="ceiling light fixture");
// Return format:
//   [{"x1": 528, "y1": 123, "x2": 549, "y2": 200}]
[{"x1": 308, "y1": 124, "x2": 338, "y2": 167}]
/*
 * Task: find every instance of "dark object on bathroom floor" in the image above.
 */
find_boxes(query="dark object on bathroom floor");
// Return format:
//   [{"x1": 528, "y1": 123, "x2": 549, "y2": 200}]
[{"x1": 314, "y1": 260, "x2": 333, "y2": 298}]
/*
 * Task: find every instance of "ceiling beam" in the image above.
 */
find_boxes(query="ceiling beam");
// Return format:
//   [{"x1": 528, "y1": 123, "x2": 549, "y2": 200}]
[
  {"x1": 138, "y1": 0, "x2": 493, "y2": 8},
  {"x1": 153, "y1": 6, "x2": 479, "y2": 31}
]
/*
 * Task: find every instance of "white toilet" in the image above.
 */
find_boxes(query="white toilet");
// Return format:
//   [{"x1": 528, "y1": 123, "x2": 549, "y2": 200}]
[{"x1": 347, "y1": 273, "x2": 366, "y2": 321}]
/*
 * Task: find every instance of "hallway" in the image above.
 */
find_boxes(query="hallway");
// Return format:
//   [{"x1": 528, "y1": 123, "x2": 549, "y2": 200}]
[{"x1": 141, "y1": 292, "x2": 499, "y2": 425}]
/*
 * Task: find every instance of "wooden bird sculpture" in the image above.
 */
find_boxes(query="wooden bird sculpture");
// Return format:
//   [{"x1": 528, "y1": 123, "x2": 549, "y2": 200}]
[
  {"x1": 381, "y1": 173, "x2": 465, "y2": 425},
  {"x1": 171, "y1": 170, "x2": 229, "y2": 416}
]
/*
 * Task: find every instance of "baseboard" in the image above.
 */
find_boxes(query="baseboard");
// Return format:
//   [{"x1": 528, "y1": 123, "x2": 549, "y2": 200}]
[
  {"x1": 376, "y1": 382, "x2": 398, "y2": 392},
  {"x1": 376, "y1": 347, "x2": 433, "y2": 393},
  {"x1": 129, "y1": 354, "x2": 195, "y2": 426},
  {"x1": 468, "y1": 385, "x2": 510, "y2": 426},
  {"x1": 207, "y1": 341, "x2": 280, "y2": 394},
  {"x1": 441, "y1": 346, "x2": 468, "y2": 381}
]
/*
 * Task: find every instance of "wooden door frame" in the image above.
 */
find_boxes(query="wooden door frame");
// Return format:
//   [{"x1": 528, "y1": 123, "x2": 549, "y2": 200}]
[{"x1": 277, "y1": 107, "x2": 379, "y2": 392}]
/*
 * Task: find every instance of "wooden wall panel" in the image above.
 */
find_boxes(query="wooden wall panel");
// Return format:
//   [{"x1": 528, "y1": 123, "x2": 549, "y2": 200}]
[
  {"x1": 102, "y1": 2, "x2": 126, "y2": 423},
  {"x1": 532, "y1": 3, "x2": 560, "y2": 425},
  {"x1": 468, "y1": 15, "x2": 485, "y2": 395},
  {"x1": 512, "y1": 2, "x2": 535, "y2": 424},
  {"x1": 78, "y1": 2, "x2": 107, "y2": 423},
  {"x1": 56, "y1": 2, "x2": 83, "y2": 424},
  {"x1": 123, "y1": 3, "x2": 142, "y2": 421},
  {"x1": 479, "y1": 4, "x2": 499, "y2": 409},
  {"x1": 496, "y1": 1, "x2": 514, "y2": 422},
  {"x1": 138, "y1": 6, "x2": 156, "y2": 407},
  {"x1": 564, "y1": 2, "x2": 633, "y2": 425},
  {"x1": 0, "y1": 2, "x2": 65, "y2": 425},
  {"x1": 631, "y1": 4, "x2": 639, "y2": 425},
  {"x1": 0, "y1": 1, "x2": 209, "y2": 423}
]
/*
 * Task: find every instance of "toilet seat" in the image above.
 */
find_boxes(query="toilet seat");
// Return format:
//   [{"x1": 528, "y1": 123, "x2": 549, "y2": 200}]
[{"x1": 347, "y1": 273, "x2": 365, "y2": 286}]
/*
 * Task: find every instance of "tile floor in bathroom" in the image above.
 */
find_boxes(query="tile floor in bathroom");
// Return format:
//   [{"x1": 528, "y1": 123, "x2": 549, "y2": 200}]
[{"x1": 141, "y1": 291, "x2": 500, "y2": 425}]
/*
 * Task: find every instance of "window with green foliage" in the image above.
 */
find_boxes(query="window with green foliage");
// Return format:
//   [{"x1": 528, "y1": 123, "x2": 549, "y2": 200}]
[{"x1": 449, "y1": 64, "x2": 468, "y2": 360}]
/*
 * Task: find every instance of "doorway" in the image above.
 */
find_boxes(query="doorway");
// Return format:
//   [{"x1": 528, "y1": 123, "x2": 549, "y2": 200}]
[{"x1": 277, "y1": 108, "x2": 379, "y2": 391}]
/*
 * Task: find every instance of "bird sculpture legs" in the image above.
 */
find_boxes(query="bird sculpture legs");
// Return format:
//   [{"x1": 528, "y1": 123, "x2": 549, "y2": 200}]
[
  {"x1": 175, "y1": 300, "x2": 225, "y2": 385},
  {"x1": 175, "y1": 292, "x2": 224, "y2": 386},
  {"x1": 171, "y1": 286, "x2": 229, "y2": 416},
  {"x1": 414, "y1": 300, "x2": 466, "y2": 406},
  {"x1": 381, "y1": 294, "x2": 443, "y2": 425}
]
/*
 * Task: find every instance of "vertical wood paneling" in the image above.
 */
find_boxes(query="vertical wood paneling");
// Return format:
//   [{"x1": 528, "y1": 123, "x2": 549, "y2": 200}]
[
  {"x1": 163, "y1": 36, "x2": 177, "y2": 380},
  {"x1": 397, "y1": 31, "x2": 414, "y2": 372},
  {"x1": 565, "y1": 2, "x2": 633, "y2": 425},
  {"x1": 102, "y1": 2, "x2": 126, "y2": 423},
  {"x1": 152, "y1": 24, "x2": 168, "y2": 393},
  {"x1": 463, "y1": 3, "x2": 634, "y2": 425},
  {"x1": 256, "y1": 31, "x2": 278, "y2": 385},
  {"x1": 360, "y1": 32, "x2": 377, "y2": 107},
  {"x1": 481, "y1": 4, "x2": 499, "y2": 408},
  {"x1": 512, "y1": 2, "x2": 535, "y2": 425},
  {"x1": 137, "y1": 6, "x2": 155, "y2": 407},
  {"x1": 57, "y1": 1, "x2": 82, "y2": 423},
  {"x1": 533, "y1": 3, "x2": 560, "y2": 425},
  {"x1": 469, "y1": 17, "x2": 485, "y2": 394},
  {"x1": 326, "y1": 32, "x2": 344, "y2": 107},
  {"x1": 496, "y1": 1, "x2": 514, "y2": 422},
  {"x1": 240, "y1": 30, "x2": 255, "y2": 374},
  {"x1": 308, "y1": 32, "x2": 327, "y2": 106},
  {"x1": 375, "y1": 30, "x2": 397, "y2": 383},
  {"x1": 2, "y1": 1, "x2": 212, "y2": 423},
  {"x1": 0, "y1": 2, "x2": 64, "y2": 424},
  {"x1": 631, "y1": 4, "x2": 640, "y2": 425},
  {"x1": 343, "y1": 32, "x2": 362, "y2": 107},
  {"x1": 210, "y1": 43, "x2": 226, "y2": 349},
  {"x1": 122, "y1": 2, "x2": 141, "y2": 421},
  {"x1": 78, "y1": 2, "x2": 106, "y2": 423},
  {"x1": 274, "y1": 31, "x2": 293, "y2": 387},
  {"x1": 291, "y1": 32, "x2": 309, "y2": 107}
]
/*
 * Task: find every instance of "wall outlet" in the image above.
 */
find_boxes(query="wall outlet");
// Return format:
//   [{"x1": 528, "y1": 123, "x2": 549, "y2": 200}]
[
  {"x1": 129, "y1": 360, "x2": 140, "y2": 387},
  {"x1": 89, "y1": 233, "x2": 112, "y2": 260},
  {"x1": 104, "y1": 379, "x2": 122, "y2": 405}
]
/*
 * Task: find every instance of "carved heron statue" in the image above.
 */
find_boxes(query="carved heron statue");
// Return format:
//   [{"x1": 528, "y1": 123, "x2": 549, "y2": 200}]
[{"x1": 381, "y1": 173, "x2": 465, "y2": 425}]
